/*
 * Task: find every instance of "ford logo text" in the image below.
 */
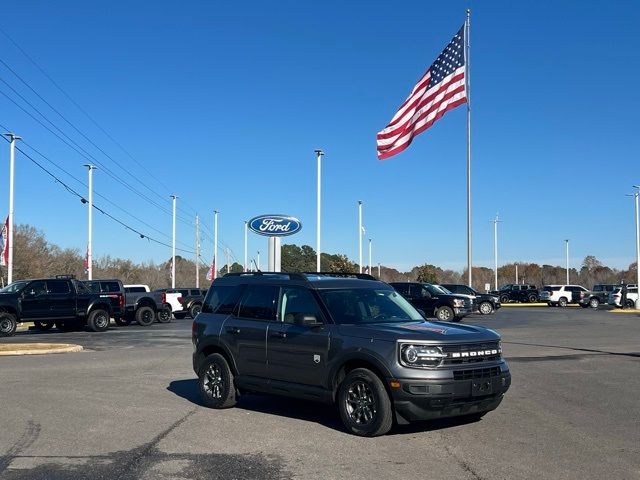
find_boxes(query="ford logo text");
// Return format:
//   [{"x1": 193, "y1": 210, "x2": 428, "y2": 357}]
[{"x1": 248, "y1": 215, "x2": 302, "y2": 237}]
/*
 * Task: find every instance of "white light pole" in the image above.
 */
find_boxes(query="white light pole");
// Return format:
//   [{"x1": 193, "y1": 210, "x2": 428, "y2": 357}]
[
  {"x1": 368, "y1": 238, "x2": 372, "y2": 274},
  {"x1": 565, "y1": 239, "x2": 570, "y2": 284},
  {"x1": 4, "y1": 133, "x2": 20, "y2": 284},
  {"x1": 83, "y1": 164, "x2": 96, "y2": 280},
  {"x1": 632, "y1": 186, "x2": 640, "y2": 308},
  {"x1": 491, "y1": 214, "x2": 500, "y2": 290},
  {"x1": 213, "y1": 210, "x2": 219, "y2": 280},
  {"x1": 195, "y1": 214, "x2": 200, "y2": 288},
  {"x1": 358, "y1": 201, "x2": 363, "y2": 273},
  {"x1": 377, "y1": 262, "x2": 381, "y2": 279},
  {"x1": 244, "y1": 220, "x2": 248, "y2": 272},
  {"x1": 315, "y1": 149, "x2": 324, "y2": 272},
  {"x1": 171, "y1": 195, "x2": 177, "y2": 288}
]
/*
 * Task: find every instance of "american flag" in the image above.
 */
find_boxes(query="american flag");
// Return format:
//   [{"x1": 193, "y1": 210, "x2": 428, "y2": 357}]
[
  {"x1": 376, "y1": 25, "x2": 467, "y2": 160},
  {"x1": 206, "y1": 256, "x2": 216, "y2": 281}
]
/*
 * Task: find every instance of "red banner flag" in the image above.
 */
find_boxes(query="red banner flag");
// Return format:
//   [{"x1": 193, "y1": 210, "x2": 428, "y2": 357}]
[
  {"x1": 206, "y1": 256, "x2": 216, "y2": 281},
  {"x1": 0, "y1": 216, "x2": 8, "y2": 267}
]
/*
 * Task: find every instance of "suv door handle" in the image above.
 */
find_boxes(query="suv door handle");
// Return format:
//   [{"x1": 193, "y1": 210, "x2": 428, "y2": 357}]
[
  {"x1": 226, "y1": 327, "x2": 241, "y2": 335},
  {"x1": 273, "y1": 331, "x2": 287, "y2": 339}
]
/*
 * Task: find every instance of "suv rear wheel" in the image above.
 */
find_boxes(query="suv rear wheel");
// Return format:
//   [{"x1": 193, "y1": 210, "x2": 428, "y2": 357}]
[
  {"x1": 198, "y1": 353, "x2": 237, "y2": 408},
  {"x1": 156, "y1": 308, "x2": 172, "y2": 323},
  {"x1": 499, "y1": 295, "x2": 509, "y2": 303},
  {"x1": 589, "y1": 298, "x2": 599, "y2": 309},
  {"x1": 190, "y1": 303, "x2": 202, "y2": 318},
  {"x1": 528, "y1": 294, "x2": 538, "y2": 303},
  {"x1": 435, "y1": 306, "x2": 454, "y2": 322},
  {"x1": 337, "y1": 368, "x2": 393, "y2": 437},
  {"x1": 558, "y1": 297, "x2": 568, "y2": 307}
]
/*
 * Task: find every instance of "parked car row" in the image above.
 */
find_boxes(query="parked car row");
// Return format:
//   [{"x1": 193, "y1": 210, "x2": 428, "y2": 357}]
[
  {"x1": 539, "y1": 283, "x2": 638, "y2": 308},
  {"x1": 490, "y1": 284, "x2": 539, "y2": 303},
  {"x1": 0, "y1": 275, "x2": 209, "y2": 337}
]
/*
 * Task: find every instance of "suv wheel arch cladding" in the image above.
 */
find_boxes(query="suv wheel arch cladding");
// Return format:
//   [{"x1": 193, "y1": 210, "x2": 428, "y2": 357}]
[
  {"x1": 197, "y1": 342, "x2": 239, "y2": 378},
  {"x1": 330, "y1": 354, "x2": 395, "y2": 404}
]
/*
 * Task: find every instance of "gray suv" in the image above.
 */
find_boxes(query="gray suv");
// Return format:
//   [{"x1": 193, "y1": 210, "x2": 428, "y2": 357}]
[{"x1": 192, "y1": 272, "x2": 511, "y2": 437}]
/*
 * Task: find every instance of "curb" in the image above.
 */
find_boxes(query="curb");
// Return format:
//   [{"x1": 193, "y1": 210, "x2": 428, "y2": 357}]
[
  {"x1": 608, "y1": 309, "x2": 640, "y2": 314},
  {"x1": 0, "y1": 343, "x2": 83, "y2": 356},
  {"x1": 500, "y1": 303, "x2": 579, "y2": 308}
]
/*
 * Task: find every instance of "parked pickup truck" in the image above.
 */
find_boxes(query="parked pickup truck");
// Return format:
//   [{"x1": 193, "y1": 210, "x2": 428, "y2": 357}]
[
  {"x1": 491, "y1": 284, "x2": 539, "y2": 303},
  {"x1": 176, "y1": 288, "x2": 208, "y2": 318},
  {"x1": 123, "y1": 285, "x2": 171, "y2": 325},
  {"x1": 390, "y1": 282, "x2": 473, "y2": 322},
  {"x1": 154, "y1": 288, "x2": 185, "y2": 318},
  {"x1": 0, "y1": 276, "x2": 123, "y2": 337},
  {"x1": 577, "y1": 284, "x2": 619, "y2": 308}
]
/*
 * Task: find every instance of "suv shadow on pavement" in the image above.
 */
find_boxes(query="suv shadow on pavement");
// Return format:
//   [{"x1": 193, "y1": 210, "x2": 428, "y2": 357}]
[{"x1": 167, "y1": 379, "x2": 483, "y2": 436}]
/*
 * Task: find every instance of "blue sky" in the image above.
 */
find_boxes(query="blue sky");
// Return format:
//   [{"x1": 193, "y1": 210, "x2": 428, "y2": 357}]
[{"x1": 0, "y1": 0, "x2": 638, "y2": 272}]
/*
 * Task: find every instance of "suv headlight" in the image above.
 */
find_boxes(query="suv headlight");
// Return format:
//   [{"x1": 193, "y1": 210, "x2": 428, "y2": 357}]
[
  {"x1": 452, "y1": 299, "x2": 465, "y2": 308},
  {"x1": 399, "y1": 344, "x2": 446, "y2": 368}
]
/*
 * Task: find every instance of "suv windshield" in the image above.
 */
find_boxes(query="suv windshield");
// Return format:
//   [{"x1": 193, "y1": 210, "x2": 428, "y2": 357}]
[
  {"x1": 424, "y1": 284, "x2": 445, "y2": 296},
  {"x1": 319, "y1": 288, "x2": 423, "y2": 324},
  {"x1": 432, "y1": 285, "x2": 451, "y2": 294},
  {"x1": 0, "y1": 281, "x2": 29, "y2": 293}
]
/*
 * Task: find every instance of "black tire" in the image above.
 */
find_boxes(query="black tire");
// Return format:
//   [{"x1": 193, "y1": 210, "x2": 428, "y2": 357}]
[
  {"x1": 589, "y1": 298, "x2": 599, "y2": 309},
  {"x1": 528, "y1": 295, "x2": 538, "y2": 303},
  {"x1": 156, "y1": 308, "x2": 172, "y2": 323},
  {"x1": 34, "y1": 320, "x2": 54, "y2": 331},
  {"x1": 198, "y1": 353, "x2": 237, "y2": 408},
  {"x1": 337, "y1": 368, "x2": 393, "y2": 437},
  {"x1": 625, "y1": 299, "x2": 635, "y2": 308},
  {"x1": 547, "y1": 302, "x2": 553, "y2": 307},
  {"x1": 0, "y1": 312, "x2": 17, "y2": 337},
  {"x1": 189, "y1": 303, "x2": 202, "y2": 318},
  {"x1": 478, "y1": 301, "x2": 493, "y2": 315},
  {"x1": 558, "y1": 297, "x2": 568, "y2": 307},
  {"x1": 499, "y1": 295, "x2": 509, "y2": 304},
  {"x1": 114, "y1": 317, "x2": 131, "y2": 326},
  {"x1": 87, "y1": 309, "x2": 110, "y2": 332},
  {"x1": 173, "y1": 312, "x2": 187, "y2": 320},
  {"x1": 435, "y1": 306, "x2": 455, "y2": 322},
  {"x1": 135, "y1": 306, "x2": 155, "y2": 326}
]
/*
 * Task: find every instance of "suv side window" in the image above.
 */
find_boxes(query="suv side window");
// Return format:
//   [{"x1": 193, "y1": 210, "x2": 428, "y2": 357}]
[
  {"x1": 47, "y1": 280, "x2": 70, "y2": 294},
  {"x1": 393, "y1": 284, "x2": 410, "y2": 295},
  {"x1": 238, "y1": 285, "x2": 278, "y2": 321},
  {"x1": 279, "y1": 287, "x2": 323, "y2": 324},
  {"x1": 204, "y1": 285, "x2": 243, "y2": 314},
  {"x1": 410, "y1": 285, "x2": 430, "y2": 298},
  {"x1": 26, "y1": 281, "x2": 47, "y2": 296}
]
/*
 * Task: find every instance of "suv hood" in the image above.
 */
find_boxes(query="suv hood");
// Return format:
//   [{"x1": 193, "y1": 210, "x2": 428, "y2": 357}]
[{"x1": 337, "y1": 321, "x2": 500, "y2": 343}]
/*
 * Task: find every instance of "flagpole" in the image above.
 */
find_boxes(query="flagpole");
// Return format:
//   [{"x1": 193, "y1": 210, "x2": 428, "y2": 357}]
[
  {"x1": 213, "y1": 210, "x2": 218, "y2": 280},
  {"x1": 4, "y1": 133, "x2": 20, "y2": 284},
  {"x1": 171, "y1": 195, "x2": 177, "y2": 288},
  {"x1": 465, "y1": 8, "x2": 473, "y2": 287},
  {"x1": 358, "y1": 201, "x2": 363, "y2": 273}
]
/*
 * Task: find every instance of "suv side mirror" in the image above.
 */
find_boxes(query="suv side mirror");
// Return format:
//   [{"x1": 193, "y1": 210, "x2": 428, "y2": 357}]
[{"x1": 295, "y1": 314, "x2": 322, "y2": 327}]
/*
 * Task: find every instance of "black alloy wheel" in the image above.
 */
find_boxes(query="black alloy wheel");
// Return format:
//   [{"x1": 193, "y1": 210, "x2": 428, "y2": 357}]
[
  {"x1": 198, "y1": 353, "x2": 237, "y2": 408},
  {"x1": 156, "y1": 309, "x2": 172, "y2": 323},
  {"x1": 135, "y1": 306, "x2": 155, "y2": 326},
  {"x1": 337, "y1": 368, "x2": 393, "y2": 437},
  {"x1": 190, "y1": 304, "x2": 202, "y2": 318},
  {"x1": 88, "y1": 309, "x2": 110, "y2": 332}
]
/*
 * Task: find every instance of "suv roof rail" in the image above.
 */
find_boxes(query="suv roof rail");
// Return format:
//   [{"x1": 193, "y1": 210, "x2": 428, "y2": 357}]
[
  {"x1": 302, "y1": 272, "x2": 377, "y2": 280},
  {"x1": 223, "y1": 272, "x2": 308, "y2": 281},
  {"x1": 55, "y1": 274, "x2": 76, "y2": 279}
]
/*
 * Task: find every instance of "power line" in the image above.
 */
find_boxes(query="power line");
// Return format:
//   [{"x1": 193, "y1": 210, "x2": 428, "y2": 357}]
[
  {"x1": 0, "y1": 133, "x2": 196, "y2": 255},
  {"x1": 0, "y1": 25, "x2": 180, "y2": 204}
]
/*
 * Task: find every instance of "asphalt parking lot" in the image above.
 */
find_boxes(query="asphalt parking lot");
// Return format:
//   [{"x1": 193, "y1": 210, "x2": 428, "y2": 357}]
[{"x1": 0, "y1": 307, "x2": 638, "y2": 480}]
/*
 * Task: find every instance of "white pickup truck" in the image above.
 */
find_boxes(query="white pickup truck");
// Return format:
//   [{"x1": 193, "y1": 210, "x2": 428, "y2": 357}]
[{"x1": 153, "y1": 288, "x2": 187, "y2": 318}]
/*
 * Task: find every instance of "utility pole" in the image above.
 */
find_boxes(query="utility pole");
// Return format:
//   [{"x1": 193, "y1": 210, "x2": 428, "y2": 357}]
[
  {"x1": 491, "y1": 214, "x2": 501, "y2": 290},
  {"x1": 358, "y1": 201, "x2": 363, "y2": 273},
  {"x1": 170, "y1": 195, "x2": 177, "y2": 288},
  {"x1": 515, "y1": 263, "x2": 518, "y2": 284},
  {"x1": 213, "y1": 210, "x2": 218, "y2": 280},
  {"x1": 83, "y1": 164, "x2": 96, "y2": 280},
  {"x1": 368, "y1": 238, "x2": 372, "y2": 274},
  {"x1": 565, "y1": 239, "x2": 570, "y2": 284},
  {"x1": 195, "y1": 214, "x2": 200, "y2": 288},
  {"x1": 631, "y1": 187, "x2": 640, "y2": 308},
  {"x1": 3, "y1": 133, "x2": 20, "y2": 284},
  {"x1": 315, "y1": 149, "x2": 324, "y2": 272},
  {"x1": 244, "y1": 220, "x2": 248, "y2": 272}
]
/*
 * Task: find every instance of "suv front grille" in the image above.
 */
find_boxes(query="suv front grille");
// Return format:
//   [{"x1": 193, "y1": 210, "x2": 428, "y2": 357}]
[
  {"x1": 453, "y1": 366, "x2": 501, "y2": 380},
  {"x1": 441, "y1": 342, "x2": 501, "y2": 365}
]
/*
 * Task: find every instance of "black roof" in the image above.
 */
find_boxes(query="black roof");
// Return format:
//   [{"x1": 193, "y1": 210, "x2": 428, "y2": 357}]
[{"x1": 214, "y1": 272, "x2": 389, "y2": 290}]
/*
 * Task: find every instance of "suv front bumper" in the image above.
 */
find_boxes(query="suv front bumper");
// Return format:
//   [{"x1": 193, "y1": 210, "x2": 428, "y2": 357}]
[{"x1": 390, "y1": 370, "x2": 511, "y2": 424}]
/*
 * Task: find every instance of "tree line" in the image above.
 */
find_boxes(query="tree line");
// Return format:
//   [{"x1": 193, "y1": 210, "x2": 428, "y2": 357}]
[{"x1": 1, "y1": 225, "x2": 637, "y2": 292}]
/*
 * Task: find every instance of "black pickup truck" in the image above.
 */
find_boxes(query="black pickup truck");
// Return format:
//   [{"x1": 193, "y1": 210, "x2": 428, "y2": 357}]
[
  {"x1": 0, "y1": 276, "x2": 123, "y2": 337},
  {"x1": 389, "y1": 282, "x2": 473, "y2": 322}
]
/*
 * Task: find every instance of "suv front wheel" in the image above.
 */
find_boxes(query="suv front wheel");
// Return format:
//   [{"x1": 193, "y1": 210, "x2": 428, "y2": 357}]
[
  {"x1": 337, "y1": 368, "x2": 393, "y2": 437},
  {"x1": 199, "y1": 354, "x2": 237, "y2": 409},
  {"x1": 435, "y1": 306, "x2": 454, "y2": 322}
]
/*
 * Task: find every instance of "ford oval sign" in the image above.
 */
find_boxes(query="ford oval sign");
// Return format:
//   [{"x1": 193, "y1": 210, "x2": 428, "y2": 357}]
[{"x1": 248, "y1": 215, "x2": 302, "y2": 237}]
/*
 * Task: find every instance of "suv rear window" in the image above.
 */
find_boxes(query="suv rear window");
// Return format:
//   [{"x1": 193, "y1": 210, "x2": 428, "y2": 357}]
[
  {"x1": 543, "y1": 286, "x2": 561, "y2": 292},
  {"x1": 204, "y1": 285, "x2": 242, "y2": 314},
  {"x1": 238, "y1": 285, "x2": 278, "y2": 320}
]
